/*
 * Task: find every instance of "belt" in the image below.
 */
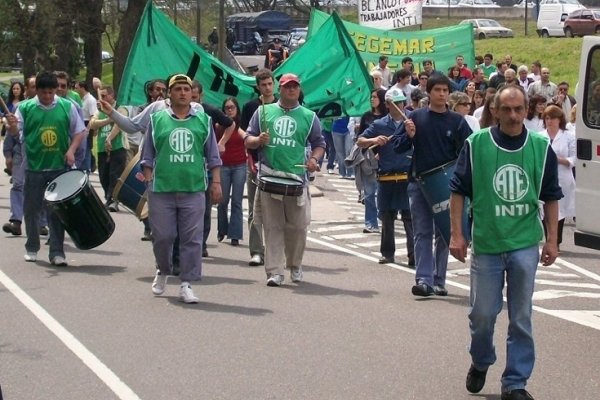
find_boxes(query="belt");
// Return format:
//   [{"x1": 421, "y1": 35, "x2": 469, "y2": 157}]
[{"x1": 377, "y1": 173, "x2": 408, "y2": 182}]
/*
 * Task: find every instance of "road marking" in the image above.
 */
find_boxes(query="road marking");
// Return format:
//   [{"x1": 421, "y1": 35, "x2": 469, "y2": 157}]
[
  {"x1": 311, "y1": 224, "x2": 364, "y2": 233},
  {"x1": 534, "y1": 279, "x2": 600, "y2": 290},
  {"x1": 533, "y1": 290, "x2": 600, "y2": 301},
  {"x1": 534, "y1": 309, "x2": 600, "y2": 331},
  {"x1": 0, "y1": 270, "x2": 141, "y2": 400},
  {"x1": 556, "y1": 258, "x2": 600, "y2": 283}
]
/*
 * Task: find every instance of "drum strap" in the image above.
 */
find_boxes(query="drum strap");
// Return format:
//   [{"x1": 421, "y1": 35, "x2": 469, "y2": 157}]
[{"x1": 377, "y1": 173, "x2": 408, "y2": 182}]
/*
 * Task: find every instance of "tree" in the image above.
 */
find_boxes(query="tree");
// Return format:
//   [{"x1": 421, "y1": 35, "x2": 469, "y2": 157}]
[
  {"x1": 112, "y1": 0, "x2": 146, "y2": 95},
  {"x1": 78, "y1": 0, "x2": 105, "y2": 90}
]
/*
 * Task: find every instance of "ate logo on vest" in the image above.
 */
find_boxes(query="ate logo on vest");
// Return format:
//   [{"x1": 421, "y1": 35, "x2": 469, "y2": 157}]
[
  {"x1": 41, "y1": 129, "x2": 58, "y2": 147},
  {"x1": 169, "y1": 128, "x2": 195, "y2": 163},
  {"x1": 272, "y1": 116, "x2": 297, "y2": 147},
  {"x1": 493, "y1": 164, "x2": 531, "y2": 217}
]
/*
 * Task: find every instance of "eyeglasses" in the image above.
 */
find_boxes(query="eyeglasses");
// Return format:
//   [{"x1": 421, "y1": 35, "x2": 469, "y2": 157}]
[
  {"x1": 224, "y1": 105, "x2": 236, "y2": 110},
  {"x1": 458, "y1": 102, "x2": 471, "y2": 106},
  {"x1": 419, "y1": 77, "x2": 428, "y2": 80}
]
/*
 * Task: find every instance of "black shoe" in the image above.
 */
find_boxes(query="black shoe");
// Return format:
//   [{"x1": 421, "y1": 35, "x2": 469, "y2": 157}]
[
  {"x1": 411, "y1": 282, "x2": 434, "y2": 297},
  {"x1": 408, "y1": 256, "x2": 415, "y2": 268},
  {"x1": 466, "y1": 364, "x2": 488, "y2": 394},
  {"x1": 3, "y1": 221, "x2": 22, "y2": 236},
  {"x1": 107, "y1": 201, "x2": 119, "y2": 212},
  {"x1": 378, "y1": 256, "x2": 394, "y2": 264},
  {"x1": 501, "y1": 389, "x2": 534, "y2": 400},
  {"x1": 40, "y1": 225, "x2": 49, "y2": 236},
  {"x1": 202, "y1": 248, "x2": 209, "y2": 257},
  {"x1": 141, "y1": 230, "x2": 152, "y2": 241},
  {"x1": 231, "y1": 239, "x2": 239, "y2": 246},
  {"x1": 434, "y1": 285, "x2": 448, "y2": 296},
  {"x1": 217, "y1": 234, "x2": 225, "y2": 242}
]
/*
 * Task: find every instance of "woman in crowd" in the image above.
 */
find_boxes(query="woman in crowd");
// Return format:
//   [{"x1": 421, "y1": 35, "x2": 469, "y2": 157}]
[
  {"x1": 471, "y1": 90, "x2": 485, "y2": 115},
  {"x1": 541, "y1": 105, "x2": 576, "y2": 250},
  {"x1": 524, "y1": 94, "x2": 546, "y2": 132},
  {"x1": 7, "y1": 81, "x2": 25, "y2": 113},
  {"x1": 448, "y1": 65, "x2": 466, "y2": 92},
  {"x1": 448, "y1": 91, "x2": 480, "y2": 133},
  {"x1": 216, "y1": 97, "x2": 247, "y2": 246},
  {"x1": 331, "y1": 116, "x2": 354, "y2": 179},
  {"x1": 463, "y1": 80, "x2": 477, "y2": 105},
  {"x1": 479, "y1": 96, "x2": 497, "y2": 129}
]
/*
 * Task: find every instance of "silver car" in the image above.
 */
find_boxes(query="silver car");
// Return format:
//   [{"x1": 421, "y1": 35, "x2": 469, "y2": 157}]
[{"x1": 459, "y1": 18, "x2": 514, "y2": 39}]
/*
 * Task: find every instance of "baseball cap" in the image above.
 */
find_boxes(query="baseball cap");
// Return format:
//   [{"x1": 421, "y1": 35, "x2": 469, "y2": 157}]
[
  {"x1": 168, "y1": 74, "x2": 193, "y2": 89},
  {"x1": 279, "y1": 73, "x2": 300, "y2": 87},
  {"x1": 385, "y1": 88, "x2": 407, "y2": 103}
]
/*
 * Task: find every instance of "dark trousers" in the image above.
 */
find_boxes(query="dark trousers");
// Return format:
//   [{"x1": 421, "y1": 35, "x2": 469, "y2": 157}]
[
  {"x1": 380, "y1": 209, "x2": 414, "y2": 262},
  {"x1": 97, "y1": 149, "x2": 128, "y2": 202}
]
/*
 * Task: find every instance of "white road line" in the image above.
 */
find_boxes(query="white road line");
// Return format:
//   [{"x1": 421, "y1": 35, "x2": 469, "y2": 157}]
[
  {"x1": 534, "y1": 279, "x2": 600, "y2": 290},
  {"x1": 0, "y1": 270, "x2": 141, "y2": 400},
  {"x1": 311, "y1": 224, "x2": 364, "y2": 233},
  {"x1": 555, "y1": 258, "x2": 600, "y2": 283}
]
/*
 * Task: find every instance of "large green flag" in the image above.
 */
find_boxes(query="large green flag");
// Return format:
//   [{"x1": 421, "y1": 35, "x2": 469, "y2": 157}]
[
  {"x1": 118, "y1": 3, "x2": 372, "y2": 118},
  {"x1": 117, "y1": 2, "x2": 257, "y2": 108},
  {"x1": 308, "y1": 9, "x2": 475, "y2": 76},
  {"x1": 275, "y1": 12, "x2": 372, "y2": 119}
]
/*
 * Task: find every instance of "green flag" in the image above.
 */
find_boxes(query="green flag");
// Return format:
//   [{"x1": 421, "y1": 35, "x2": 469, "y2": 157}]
[
  {"x1": 308, "y1": 9, "x2": 475, "y2": 76},
  {"x1": 117, "y1": 2, "x2": 257, "y2": 108},
  {"x1": 275, "y1": 12, "x2": 372, "y2": 118}
]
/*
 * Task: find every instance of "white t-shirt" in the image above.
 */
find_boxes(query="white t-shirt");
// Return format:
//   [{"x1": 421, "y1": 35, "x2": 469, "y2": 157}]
[{"x1": 81, "y1": 92, "x2": 98, "y2": 122}]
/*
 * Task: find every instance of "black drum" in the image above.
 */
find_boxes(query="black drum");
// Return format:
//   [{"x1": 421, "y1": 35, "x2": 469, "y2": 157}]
[{"x1": 44, "y1": 170, "x2": 115, "y2": 250}]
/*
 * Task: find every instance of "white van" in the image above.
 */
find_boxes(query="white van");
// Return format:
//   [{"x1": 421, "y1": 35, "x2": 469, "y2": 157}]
[
  {"x1": 537, "y1": 0, "x2": 585, "y2": 37},
  {"x1": 574, "y1": 36, "x2": 600, "y2": 250}
]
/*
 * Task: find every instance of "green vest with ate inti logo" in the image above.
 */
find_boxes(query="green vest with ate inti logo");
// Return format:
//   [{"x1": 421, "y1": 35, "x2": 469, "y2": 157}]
[
  {"x1": 468, "y1": 128, "x2": 549, "y2": 254},
  {"x1": 259, "y1": 103, "x2": 314, "y2": 176},
  {"x1": 150, "y1": 109, "x2": 210, "y2": 193}
]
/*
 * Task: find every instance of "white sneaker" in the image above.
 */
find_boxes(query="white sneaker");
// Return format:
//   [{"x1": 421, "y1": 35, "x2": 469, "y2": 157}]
[
  {"x1": 24, "y1": 252, "x2": 37, "y2": 262},
  {"x1": 266, "y1": 274, "x2": 284, "y2": 287},
  {"x1": 290, "y1": 267, "x2": 303, "y2": 283},
  {"x1": 50, "y1": 256, "x2": 68, "y2": 266},
  {"x1": 151, "y1": 271, "x2": 168, "y2": 295},
  {"x1": 179, "y1": 283, "x2": 199, "y2": 303}
]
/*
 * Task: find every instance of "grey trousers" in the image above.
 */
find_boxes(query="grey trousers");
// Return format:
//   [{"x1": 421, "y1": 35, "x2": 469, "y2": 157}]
[
  {"x1": 148, "y1": 191, "x2": 205, "y2": 282},
  {"x1": 258, "y1": 188, "x2": 310, "y2": 276},
  {"x1": 9, "y1": 149, "x2": 24, "y2": 222},
  {"x1": 24, "y1": 169, "x2": 66, "y2": 259},
  {"x1": 246, "y1": 169, "x2": 264, "y2": 257}
]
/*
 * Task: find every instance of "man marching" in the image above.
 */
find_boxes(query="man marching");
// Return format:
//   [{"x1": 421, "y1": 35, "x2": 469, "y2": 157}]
[
  {"x1": 141, "y1": 74, "x2": 222, "y2": 303},
  {"x1": 245, "y1": 73, "x2": 325, "y2": 286}
]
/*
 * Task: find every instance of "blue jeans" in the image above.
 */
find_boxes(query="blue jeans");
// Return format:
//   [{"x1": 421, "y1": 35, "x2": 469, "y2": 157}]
[
  {"x1": 363, "y1": 174, "x2": 378, "y2": 229},
  {"x1": 469, "y1": 245, "x2": 539, "y2": 393},
  {"x1": 217, "y1": 164, "x2": 247, "y2": 240},
  {"x1": 331, "y1": 132, "x2": 354, "y2": 178},
  {"x1": 408, "y1": 182, "x2": 448, "y2": 287}
]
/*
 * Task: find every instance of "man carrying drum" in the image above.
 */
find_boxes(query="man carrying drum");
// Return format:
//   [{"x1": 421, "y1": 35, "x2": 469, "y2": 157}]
[
  {"x1": 140, "y1": 74, "x2": 222, "y2": 304},
  {"x1": 244, "y1": 73, "x2": 325, "y2": 287},
  {"x1": 5, "y1": 71, "x2": 86, "y2": 266},
  {"x1": 393, "y1": 73, "x2": 472, "y2": 297}
]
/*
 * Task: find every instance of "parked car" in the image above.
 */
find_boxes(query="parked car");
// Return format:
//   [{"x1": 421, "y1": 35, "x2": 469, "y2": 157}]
[
  {"x1": 563, "y1": 8, "x2": 600, "y2": 36},
  {"x1": 460, "y1": 19, "x2": 514, "y2": 39},
  {"x1": 537, "y1": 0, "x2": 585, "y2": 37},
  {"x1": 457, "y1": 0, "x2": 500, "y2": 7},
  {"x1": 513, "y1": 0, "x2": 535, "y2": 7},
  {"x1": 101, "y1": 51, "x2": 113, "y2": 62},
  {"x1": 285, "y1": 28, "x2": 307, "y2": 53},
  {"x1": 423, "y1": 0, "x2": 460, "y2": 7}
]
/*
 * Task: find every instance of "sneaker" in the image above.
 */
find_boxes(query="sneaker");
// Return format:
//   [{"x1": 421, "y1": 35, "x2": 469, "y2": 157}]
[
  {"x1": 411, "y1": 282, "x2": 434, "y2": 297},
  {"x1": 141, "y1": 230, "x2": 152, "y2": 241},
  {"x1": 39, "y1": 226, "x2": 49, "y2": 236},
  {"x1": 327, "y1": 169, "x2": 334, "y2": 174},
  {"x1": 434, "y1": 285, "x2": 448, "y2": 296},
  {"x1": 231, "y1": 239, "x2": 239, "y2": 246},
  {"x1": 24, "y1": 252, "x2": 37, "y2": 262},
  {"x1": 290, "y1": 267, "x2": 303, "y2": 283},
  {"x1": 152, "y1": 271, "x2": 168, "y2": 295},
  {"x1": 248, "y1": 254, "x2": 264, "y2": 266},
  {"x1": 107, "y1": 201, "x2": 119, "y2": 212},
  {"x1": 217, "y1": 234, "x2": 225, "y2": 242},
  {"x1": 501, "y1": 389, "x2": 534, "y2": 400},
  {"x1": 179, "y1": 283, "x2": 199, "y2": 303},
  {"x1": 363, "y1": 227, "x2": 380, "y2": 234},
  {"x1": 3, "y1": 221, "x2": 22, "y2": 236},
  {"x1": 50, "y1": 256, "x2": 68, "y2": 266},
  {"x1": 266, "y1": 274, "x2": 284, "y2": 287},
  {"x1": 466, "y1": 364, "x2": 488, "y2": 394},
  {"x1": 378, "y1": 256, "x2": 394, "y2": 264}
]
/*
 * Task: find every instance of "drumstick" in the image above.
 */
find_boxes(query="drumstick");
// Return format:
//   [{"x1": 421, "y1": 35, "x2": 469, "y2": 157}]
[
  {"x1": 259, "y1": 95, "x2": 269, "y2": 135},
  {"x1": 0, "y1": 95, "x2": 11, "y2": 115},
  {"x1": 294, "y1": 164, "x2": 308, "y2": 168},
  {"x1": 368, "y1": 144, "x2": 378, "y2": 150}
]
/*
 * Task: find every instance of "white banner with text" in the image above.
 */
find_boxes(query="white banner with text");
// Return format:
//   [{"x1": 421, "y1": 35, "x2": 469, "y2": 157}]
[{"x1": 358, "y1": 0, "x2": 423, "y2": 29}]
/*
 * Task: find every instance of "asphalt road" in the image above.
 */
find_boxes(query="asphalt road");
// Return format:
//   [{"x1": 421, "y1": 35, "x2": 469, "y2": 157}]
[{"x1": 1, "y1": 156, "x2": 599, "y2": 399}]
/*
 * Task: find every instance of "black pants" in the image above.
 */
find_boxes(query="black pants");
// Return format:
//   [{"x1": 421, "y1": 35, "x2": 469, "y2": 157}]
[
  {"x1": 380, "y1": 209, "x2": 414, "y2": 262},
  {"x1": 97, "y1": 148, "x2": 128, "y2": 201}
]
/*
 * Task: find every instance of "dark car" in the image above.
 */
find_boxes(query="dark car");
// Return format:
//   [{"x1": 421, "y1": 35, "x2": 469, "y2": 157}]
[{"x1": 564, "y1": 8, "x2": 600, "y2": 37}]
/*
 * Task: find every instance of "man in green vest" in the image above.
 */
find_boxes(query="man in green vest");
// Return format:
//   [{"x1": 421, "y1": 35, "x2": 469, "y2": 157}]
[
  {"x1": 140, "y1": 74, "x2": 222, "y2": 304},
  {"x1": 5, "y1": 71, "x2": 86, "y2": 266},
  {"x1": 244, "y1": 73, "x2": 325, "y2": 287},
  {"x1": 449, "y1": 85, "x2": 563, "y2": 400},
  {"x1": 89, "y1": 86, "x2": 128, "y2": 211}
]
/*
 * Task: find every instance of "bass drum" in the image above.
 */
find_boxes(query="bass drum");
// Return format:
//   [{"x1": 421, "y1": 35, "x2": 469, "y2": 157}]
[
  {"x1": 44, "y1": 170, "x2": 115, "y2": 250},
  {"x1": 112, "y1": 153, "x2": 148, "y2": 219}
]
